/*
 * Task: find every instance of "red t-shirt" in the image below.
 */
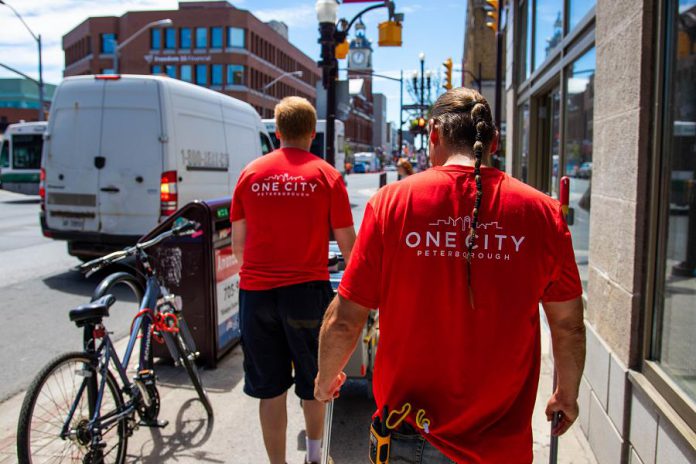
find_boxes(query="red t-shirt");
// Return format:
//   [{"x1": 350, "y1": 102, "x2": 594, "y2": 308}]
[
  {"x1": 338, "y1": 165, "x2": 581, "y2": 463},
  {"x1": 231, "y1": 148, "x2": 353, "y2": 291}
]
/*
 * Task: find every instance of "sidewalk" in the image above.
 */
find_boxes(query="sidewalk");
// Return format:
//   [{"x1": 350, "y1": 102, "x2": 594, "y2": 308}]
[{"x1": 0, "y1": 323, "x2": 597, "y2": 464}]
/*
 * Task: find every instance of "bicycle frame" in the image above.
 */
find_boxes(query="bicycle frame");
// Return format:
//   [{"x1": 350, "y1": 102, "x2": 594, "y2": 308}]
[{"x1": 59, "y1": 275, "x2": 167, "y2": 441}]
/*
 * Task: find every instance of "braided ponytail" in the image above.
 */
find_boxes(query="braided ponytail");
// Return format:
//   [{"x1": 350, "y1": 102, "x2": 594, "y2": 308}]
[{"x1": 430, "y1": 88, "x2": 495, "y2": 310}]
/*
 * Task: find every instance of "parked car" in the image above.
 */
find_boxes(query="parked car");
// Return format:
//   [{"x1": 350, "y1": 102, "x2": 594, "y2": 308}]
[
  {"x1": 577, "y1": 161, "x2": 593, "y2": 179},
  {"x1": 41, "y1": 74, "x2": 272, "y2": 260},
  {"x1": 352, "y1": 162, "x2": 368, "y2": 174}
]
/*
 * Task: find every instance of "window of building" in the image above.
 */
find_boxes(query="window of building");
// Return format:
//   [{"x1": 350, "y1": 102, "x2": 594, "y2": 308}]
[
  {"x1": 151, "y1": 28, "x2": 162, "y2": 50},
  {"x1": 165, "y1": 65, "x2": 176, "y2": 78},
  {"x1": 101, "y1": 68, "x2": 116, "y2": 75},
  {"x1": 565, "y1": 47, "x2": 595, "y2": 290},
  {"x1": 534, "y1": 0, "x2": 564, "y2": 70},
  {"x1": 101, "y1": 33, "x2": 116, "y2": 54},
  {"x1": 517, "y1": 102, "x2": 530, "y2": 183},
  {"x1": 196, "y1": 64, "x2": 207, "y2": 85},
  {"x1": 151, "y1": 65, "x2": 163, "y2": 75},
  {"x1": 195, "y1": 27, "x2": 207, "y2": 49},
  {"x1": 211, "y1": 27, "x2": 223, "y2": 49},
  {"x1": 180, "y1": 27, "x2": 192, "y2": 49},
  {"x1": 517, "y1": 0, "x2": 532, "y2": 83},
  {"x1": 164, "y1": 28, "x2": 176, "y2": 49},
  {"x1": 568, "y1": 0, "x2": 595, "y2": 31},
  {"x1": 181, "y1": 65, "x2": 192, "y2": 82},
  {"x1": 227, "y1": 64, "x2": 244, "y2": 85},
  {"x1": 211, "y1": 64, "x2": 223, "y2": 85},
  {"x1": 649, "y1": 0, "x2": 696, "y2": 415},
  {"x1": 228, "y1": 27, "x2": 245, "y2": 48}
]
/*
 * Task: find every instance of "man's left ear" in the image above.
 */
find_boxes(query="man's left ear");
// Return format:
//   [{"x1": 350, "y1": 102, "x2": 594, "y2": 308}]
[
  {"x1": 490, "y1": 131, "x2": 499, "y2": 154},
  {"x1": 429, "y1": 121, "x2": 439, "y2": 146},
  {"x1": 310, "y1": 130, "x2": 316, "y2": 141}
]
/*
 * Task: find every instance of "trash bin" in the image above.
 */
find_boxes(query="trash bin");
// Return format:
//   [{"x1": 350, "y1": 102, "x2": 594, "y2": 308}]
[{"x1": 139, "y1": 197, "x2": 239, "y2": 368}]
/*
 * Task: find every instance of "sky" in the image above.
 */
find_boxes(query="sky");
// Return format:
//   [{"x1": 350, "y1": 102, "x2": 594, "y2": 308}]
[{"x1": 0, "y1": 0, "x2": 467, "y2": 125}]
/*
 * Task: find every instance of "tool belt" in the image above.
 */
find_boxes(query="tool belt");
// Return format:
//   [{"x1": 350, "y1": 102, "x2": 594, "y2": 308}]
[{"x1": 369, "y1": 404, "x2": 431, "y2": 464}]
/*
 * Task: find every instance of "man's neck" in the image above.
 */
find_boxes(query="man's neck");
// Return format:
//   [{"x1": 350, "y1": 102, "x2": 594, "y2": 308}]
[
  {"x1": 280, "y1": 140, "x2": 311, "y2": 151},
  {"x1": 442, "y1": 153, "x2": 481, "y2": 168}
]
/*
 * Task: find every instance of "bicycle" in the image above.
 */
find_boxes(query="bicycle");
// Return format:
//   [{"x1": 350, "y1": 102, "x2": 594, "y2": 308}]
[{"x1": 17, "y1": 219, "x2": 213, "y2": 464}]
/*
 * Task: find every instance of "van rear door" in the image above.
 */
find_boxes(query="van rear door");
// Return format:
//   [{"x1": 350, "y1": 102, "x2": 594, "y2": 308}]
[
  {"x1": 98, "y1": 78, "x2": 163, "y2": 235},
  {"x1": 45, "y1": 79, "x2": 104, "y2": 233}
]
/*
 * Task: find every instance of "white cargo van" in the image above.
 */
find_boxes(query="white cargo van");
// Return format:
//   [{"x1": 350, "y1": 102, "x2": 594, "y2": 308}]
[
  {"x1": 263, "y1": 119, "x2": 345, "y2": 177},
  {"x1": 41, "y1": 74, "x2": 272, "y2": 259}
]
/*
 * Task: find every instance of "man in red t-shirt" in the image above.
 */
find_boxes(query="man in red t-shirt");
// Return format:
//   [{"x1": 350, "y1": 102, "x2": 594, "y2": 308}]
[
  {"x1": 315, "y1": 88, "x2": 586, "y2": 463},
  {"x1": 231, "y1": 97, "x2": 355, "y2": 464}
]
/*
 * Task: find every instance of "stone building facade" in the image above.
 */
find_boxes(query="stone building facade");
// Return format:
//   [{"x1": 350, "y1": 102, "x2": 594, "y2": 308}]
[
  {"x1": 62, "y1": 1, "x2": 320, "y2": 118},
  {"x1": 500, "y1": 0, "x2": 696, "y2": 462}
]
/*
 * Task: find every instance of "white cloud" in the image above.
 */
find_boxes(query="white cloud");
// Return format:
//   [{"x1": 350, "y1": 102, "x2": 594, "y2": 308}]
[{"x1": 251, "y1": 4, "x2": 315, "y2": 29}]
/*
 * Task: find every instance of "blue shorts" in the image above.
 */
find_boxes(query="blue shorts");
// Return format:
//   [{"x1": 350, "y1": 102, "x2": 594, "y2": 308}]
[{"x1": 239, "y1": 280, "x2": 334, "y2": 400}]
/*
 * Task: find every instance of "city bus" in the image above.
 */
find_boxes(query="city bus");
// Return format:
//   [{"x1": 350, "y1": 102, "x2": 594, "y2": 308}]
[{"x1": 0, "y1": 121, "x2": 47, "y2": 195}]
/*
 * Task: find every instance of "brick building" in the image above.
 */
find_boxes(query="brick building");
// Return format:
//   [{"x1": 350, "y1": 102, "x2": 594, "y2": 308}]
[{"x1": 62, "y1": 1, "x2": 321, "y2": 118}]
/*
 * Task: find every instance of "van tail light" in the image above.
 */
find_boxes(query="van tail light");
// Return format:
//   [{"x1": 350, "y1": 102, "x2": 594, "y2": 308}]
[
  {"x1": 160, "y1": 170, "x2": 178, "y2": 218},
  {"x1": 39, "y1": 168, "x2": 46, "y2": 211}
]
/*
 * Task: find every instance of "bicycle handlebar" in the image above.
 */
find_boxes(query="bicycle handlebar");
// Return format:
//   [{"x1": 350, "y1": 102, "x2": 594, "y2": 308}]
[{"x1": 79, "y1": 220, "x2": 199, "y2": 275}]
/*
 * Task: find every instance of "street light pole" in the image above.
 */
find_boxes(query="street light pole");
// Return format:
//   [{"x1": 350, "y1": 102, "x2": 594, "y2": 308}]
[
  {"x1": 112, "y1": 18, "x2": 173, "y2": 74},
  {"x1": 419, "y1": 52, "x2": 425, "y2": 153},
  {"x1": 1, "y1": 0, "x2": 45, "y2": 121},
  {"x1": 261, "y1": 70, "x2": 303, "y2": 117}
]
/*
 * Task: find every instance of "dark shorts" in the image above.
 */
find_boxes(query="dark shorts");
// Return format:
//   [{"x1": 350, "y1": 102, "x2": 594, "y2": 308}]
[{"x1": 239, "y1": 280, "x2": 334, "y2": 400}]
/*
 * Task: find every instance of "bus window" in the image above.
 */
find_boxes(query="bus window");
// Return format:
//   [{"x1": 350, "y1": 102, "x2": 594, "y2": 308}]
[
  {"x1": 12, "y1": 134, "x2": 43, "y2": 169},
  {"x1": 260, "y1": 132, "x2": 274, "y2": 155},
  {"x1": 0, "y1": 139, "x2": 8, "y2": 168},
  {"x1": 309, "y1": 133, "x2": 326, "y2": 159}
]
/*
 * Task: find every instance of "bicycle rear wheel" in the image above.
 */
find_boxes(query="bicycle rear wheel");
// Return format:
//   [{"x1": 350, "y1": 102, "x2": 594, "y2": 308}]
[
  {"x1": 171, "y1": 324, "x2": 213, "y2": 419},
  {"x1": 17, "y1": 352, "x2": 127, "y2": 464}
]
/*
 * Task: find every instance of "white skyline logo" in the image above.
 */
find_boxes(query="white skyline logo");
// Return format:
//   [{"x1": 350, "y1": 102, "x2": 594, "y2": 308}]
[
  {"x1": 263, "y1": 173, "x2": 305, "y2": 182},
  {"x1": 428, "y1": 216, "x2": 503, "y2": 231}
]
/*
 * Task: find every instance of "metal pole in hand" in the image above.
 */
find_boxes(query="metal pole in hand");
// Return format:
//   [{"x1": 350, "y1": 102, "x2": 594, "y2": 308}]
[
  {"x1": 321, "y1": 400, "x2": 334, "y2": 464},
  {"x1": 549, "y1": 371, "x2": 559, "y2": 464}
]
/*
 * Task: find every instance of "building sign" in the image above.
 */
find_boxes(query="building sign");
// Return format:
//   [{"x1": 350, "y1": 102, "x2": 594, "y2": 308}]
[
  {"x1": 214, "y1": 245, "x2": 241, "y2": 349},
  {"x1": 144, "y1": 54, "x2": 213, "y2": 64}
]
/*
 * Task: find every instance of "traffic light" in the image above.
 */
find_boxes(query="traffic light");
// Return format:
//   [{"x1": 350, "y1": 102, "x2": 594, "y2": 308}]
[
  {"x1": 485, "y1": 0, "x2": 499, "y2": 33},
  {"x1": 418, "y1": 117, "x2": 426, "y2": 128},
  {"x1": 442, "y1": 58, "x2": 453, "y2": 90}
]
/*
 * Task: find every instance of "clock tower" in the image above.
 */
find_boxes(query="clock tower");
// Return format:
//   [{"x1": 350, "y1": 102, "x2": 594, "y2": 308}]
[
  {"x1": 347, "y1": 20, "x2": 373, "y2": 99},
  {"x1": 344, "y1": 20, "x2": 375, "y2": 153}
]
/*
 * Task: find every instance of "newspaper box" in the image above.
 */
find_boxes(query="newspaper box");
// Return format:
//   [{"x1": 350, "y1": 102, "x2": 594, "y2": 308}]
[{"x1": 140, "y1": 197, "x2": 239, "y2": 368}]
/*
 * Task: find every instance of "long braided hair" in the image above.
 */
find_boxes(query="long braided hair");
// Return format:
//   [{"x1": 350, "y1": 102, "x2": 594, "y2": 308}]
[{"x1": 430, "y1": 88, "x2": 496, "y2": 309}]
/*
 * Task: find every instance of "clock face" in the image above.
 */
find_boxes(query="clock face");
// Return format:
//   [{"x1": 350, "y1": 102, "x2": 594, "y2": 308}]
[{"x1": 352, "y1": 51, "x2": 366, "y2": 65}]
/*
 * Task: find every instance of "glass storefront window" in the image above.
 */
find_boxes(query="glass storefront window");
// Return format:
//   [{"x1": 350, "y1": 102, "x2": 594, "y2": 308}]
[
  {"x1": 151, "y1": 29, "x2": 161, "y2": 50},
  {"x1": 568, "y1": 0, "x2": 595, "y2": 31},
  {"x1": 164, "y1": 28, "x2": 176, "y2": 49},
  {"x1": 180, "y1": 28, "x2": 192, "y2": 49},
  {"x1": 151, "y1": 65, "x2": 162, "y2": 75},
  {"x1": 228, "y1": 27, "x2": 245, "y2": 48},
  {"x1": 101, "y1": 33, "x2": 116, "y2": 54},
  {"x1": 165, "y1": 65, "x2": 176, "y2": 79},
  {"x1": 653, "y1": 0, "x2": 696, "y2": 403},
  {"x1": 534, "y1": 0, "x2": 563, "y2": 69},
  {"x1": 211, "y1": 64, "x2": 223, "y2": 85},
  {"x1": 180, "y1": 65, "x2": 192, "y2": 82},
  {"x1": 518, "y1": 102, "x2": 530, "y2": 183},
  {"x1": 227, "y1": 64, "x2": 244, "y2": 85},
  {"x1": 211, "y1": 27, "x2": 223, "y2": 49},
  {"x1": 196, "y1": 64, "x2": 207, "y2": 85},
  {"x1": 565, "y1": 47, "x2": 595, "y2": 290},
  {"x1": 518, "y1": 0, "x2": 532, "y2": 82},
  {"x1": 195, "y1": 27, "x2": 207, "y2": 49}
]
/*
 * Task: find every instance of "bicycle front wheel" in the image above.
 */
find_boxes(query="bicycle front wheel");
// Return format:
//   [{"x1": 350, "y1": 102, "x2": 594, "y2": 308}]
[
  {"x1": 171, "y1": 326, "x2": 213, "y2": 419},
  {"x1": 17, "y1": 352, "x2": 127, "y2": 464}
]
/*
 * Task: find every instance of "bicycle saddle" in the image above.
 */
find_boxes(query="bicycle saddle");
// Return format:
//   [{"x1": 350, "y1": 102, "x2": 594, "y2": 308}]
[{"x1": 69, "y1": 294, "x2": 116, "y2": 326}]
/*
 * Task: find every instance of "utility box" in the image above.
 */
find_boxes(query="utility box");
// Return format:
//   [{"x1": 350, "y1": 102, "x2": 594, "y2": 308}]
[{"x1": 139, "y1": 197, "x2": 240, "y2": 368}]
